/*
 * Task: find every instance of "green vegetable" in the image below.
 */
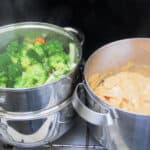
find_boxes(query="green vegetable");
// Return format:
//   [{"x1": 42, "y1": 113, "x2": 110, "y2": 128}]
[
  {"x1": 6, "y1": 41, "x2": 21, "y2": 63},
  {"x1": 26, "y1": 49, "x2": 42, "y2": 63},
  {"x1": 7, "y1": 63, "x2": 23, "y2": 87},
  {"x1": 44, "y1": 40, "x2": 63, "y2": 56},
  {"x1": 0, "y1": 72, "x2": 7, "y2": 87},
  {"x1": 0, "y1": 53, "x2": 12, "y2": 70},
  {"x1": 34, "y1": 42, "x2": 45, "y2": 57},
  {"x1": 0, "y1": 37, "x2": 77, "y2": 88},
  {"x1": 14, "y1": 64, "x2": 47, "y2": 88}
]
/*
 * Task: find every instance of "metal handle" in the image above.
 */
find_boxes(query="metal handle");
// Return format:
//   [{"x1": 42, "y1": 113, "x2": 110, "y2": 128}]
[
  {"x1": 64, "y1": 27, "x2": 85, "y2": 45},
  {"x1": 72, "y1": 83, "x2": 113, "y2": 126},
  {"x1": 0, "y1": 99, "x2": 70, "y2": 121}
]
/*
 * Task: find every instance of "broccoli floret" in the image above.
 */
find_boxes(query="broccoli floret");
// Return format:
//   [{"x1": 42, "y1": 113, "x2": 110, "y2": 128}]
[
  {"x1": 49, "y1": 53, "x2": 69, "y2": 64},
  {"x1": 48, "y1": 55, "x2": 64, "y2": 69},
  {"x1": 8, "y1": 64, "x2": 22, "y2": 77},
  {"x1": 0, "y1": 54, "x2": 12, "y2": 71},
  {"x1": 34, "y1": 42, "x2": 45, "y2": 57},
  {"x1": 43, "y1": 58, "x2": 51, "y2": 72},
  {"x1": 6, "y1": 41, "x2": 19, "y2": 55},
  {"x1": 43, "y1": 52, "x2": 69, "y2": 72},
  {"x1": 21, "y1": 40, "x2": 35, "y2": 60},
  {"x1": 0, "y1": 53, "x2": 23, "y2": 87},
  {"x1": 20, "y1": 56, "x2": 32, "y2": 68},
  {"x1": 6, "y1": 41, "x2": 22, "y2": 63},
  {"x1": 45, "y1": 53, "x2": 70, "y2": 83},
  {"x1": 20, "y1": 49, "x2": 43, "y2": 68},
  {"x1": 44, "y1": 40, "x2": 64, "y2": 56},
  {"x1": 0, "y1": 37, "x2": 75, "y2": 88},
  {"x1": 48, "y1": 53, "x2": 69, "y2": 70},
  {"x1": 27, "y1": 64, "x2": 47, "y2": 81},
  {"x1": 51, "y1": 61, "x2": 69, "y2": 72},
  {"x1": 10, "y1": 56, "x2": 19, "y2": 64},
  {"x1": 14, "y1": 64, "x2": 47, "y2": 88},
  {"x1": 20, "y1": 47, "x2": 38, "y2": 68},
  {"x1": 0, "y1": 72, "x2": 7, "y2": 87},
  {"x1": 26, "y1": 49, "x2": 42, "y2": 63},
  {"x1": 7, "y1": 63, "x2": 23, "y2": 87},
  {"x1": 15, "y1": 76, "x2": 34, "y2": 88}
]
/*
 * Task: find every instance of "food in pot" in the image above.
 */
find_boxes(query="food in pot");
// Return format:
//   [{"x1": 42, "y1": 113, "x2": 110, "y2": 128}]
[
  {"x1": 0, "y1": 37, "x2": 77, "y2": 88},
  {"x1": 89, "y1": 71, "x2": 150, "y2": 114}
]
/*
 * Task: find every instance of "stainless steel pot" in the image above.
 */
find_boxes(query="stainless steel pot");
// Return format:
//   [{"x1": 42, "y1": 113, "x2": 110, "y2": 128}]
[
  {"x1": 0, "y1": 98, "x2": 75, "y2": 148},
  {"x1": 0, "y1": 22, "x2": 83, "y2": 112},
  {"x1": 72, "y1": 38, "x2": 150, "y2": 150},
  {"x1": 0, "y1": 22, "x2": 84, "y2": 147}
]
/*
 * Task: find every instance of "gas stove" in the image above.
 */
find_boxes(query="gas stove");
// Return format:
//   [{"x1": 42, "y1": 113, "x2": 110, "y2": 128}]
[{"x1": 0, "y1": 118, "x2": 105, "y2": 150}]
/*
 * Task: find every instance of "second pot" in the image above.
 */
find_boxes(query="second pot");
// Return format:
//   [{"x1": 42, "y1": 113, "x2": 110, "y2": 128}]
[{"x1": 73, "y1": 38, "x2": 150, "y2": 150}]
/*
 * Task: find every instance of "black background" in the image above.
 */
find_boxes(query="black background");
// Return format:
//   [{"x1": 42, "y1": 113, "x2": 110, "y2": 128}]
[{"x1": 1, "y1": 0, "x2": 150, "y2": 59}]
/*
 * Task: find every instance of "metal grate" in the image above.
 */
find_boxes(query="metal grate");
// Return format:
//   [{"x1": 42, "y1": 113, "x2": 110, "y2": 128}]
[
  {"x1": 2, "y1": 143, "x2": 105, "y2": 150},
  {"x1": 3, "y1": 144, "x2": 104, "y2": 150},
  {"x1": 7, "y1": 144, "x2": 105, "y2": 150},
  {"x1": 1, "y1": 118, "x2": 105, "y2": 150},
  {"x1": 43, "y1": 143, "x2": 105, "y2": 150}
]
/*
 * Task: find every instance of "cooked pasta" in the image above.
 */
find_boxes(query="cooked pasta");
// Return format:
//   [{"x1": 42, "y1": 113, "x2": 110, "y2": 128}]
[{"x1": 88, "y1": 71, "x2": 150, "y2": 114}]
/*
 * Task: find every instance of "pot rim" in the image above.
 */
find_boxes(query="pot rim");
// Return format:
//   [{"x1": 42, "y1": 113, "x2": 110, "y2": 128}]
[
  {"x1": 84, "y1": 37, "x2": 150, "y2": 118},
  {"x1": 0, "y1": 96, "x2": 71, "y2": 120},
  {"x1": 0, "y1": 21, "x2": 82, "y2": 91}
]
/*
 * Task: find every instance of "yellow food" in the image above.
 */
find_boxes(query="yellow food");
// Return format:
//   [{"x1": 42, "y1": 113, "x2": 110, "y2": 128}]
[{"x1": 89, "y1": 71, "x2": 150, "y2": 114}]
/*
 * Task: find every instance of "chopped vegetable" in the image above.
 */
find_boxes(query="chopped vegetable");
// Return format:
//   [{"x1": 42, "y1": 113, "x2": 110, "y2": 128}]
[
  {"x1": 35, "y1": 37, "x2": 45, "y2": 44},
  {"x1": 0, "y1": 37, "x2": 77, "y2": 88},
  {"x1": 44, "y1": 40, "x2": 63, "y2": 56}
]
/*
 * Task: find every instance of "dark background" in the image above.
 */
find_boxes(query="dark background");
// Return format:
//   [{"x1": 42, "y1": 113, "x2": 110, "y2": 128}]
[{"x1": 1, "y1": 0, "x2": 150, "y2": 59}]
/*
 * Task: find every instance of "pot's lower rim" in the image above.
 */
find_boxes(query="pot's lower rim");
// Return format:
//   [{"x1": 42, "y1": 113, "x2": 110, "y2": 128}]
[{"x1": 0, "y1": 98, "x2": 71, "y2": 121}]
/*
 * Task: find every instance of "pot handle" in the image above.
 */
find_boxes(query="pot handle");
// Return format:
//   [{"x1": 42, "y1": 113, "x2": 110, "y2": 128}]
[
  {"x1": 64, "y1": 27, "x2": 85, "y2": 45},
  {"x1": 72, "y1": 83, "x2": 113, "y2": 126},
  {"x1": 0, "y1": 99, "x2": 70, "y2": 121}
]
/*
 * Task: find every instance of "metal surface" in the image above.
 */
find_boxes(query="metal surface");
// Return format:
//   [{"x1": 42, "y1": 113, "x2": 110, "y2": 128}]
[
  {"x1": 0, "y1": 22, "x2": 83, "y2": 147},
  {"x1": 73, "y1": 38, "x2": 150, "y2": 150},
  {"x1": 0, "y1": 99, "x2": 75, "y2": 148},
  {"x1": 0, "y1": 118, "x2": 106, "y2": 150},
  {"x1": 72, "y1": 83, "x2": 113, "y2": 126},
  {"x1": 0, "y1": 97, "x2": 70, "y2": 121},
  {"x1": 64, "y1": 27, "x2": 85, "y2": 46}
]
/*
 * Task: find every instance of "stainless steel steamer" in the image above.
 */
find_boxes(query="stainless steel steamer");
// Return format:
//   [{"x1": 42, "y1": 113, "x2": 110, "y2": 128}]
[
  {"x1": 0, "y1": 22, "x2": 83, "y2": 147},
  {"x1": 73, "y1": 38, "x2": 150, "y2": 150}
]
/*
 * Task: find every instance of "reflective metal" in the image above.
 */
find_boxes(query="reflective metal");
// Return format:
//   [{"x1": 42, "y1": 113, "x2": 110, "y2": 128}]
[
  {"x1": 72, "y1": 38, "x2": 150, "y2": 150},
  {"x1": 0, "y1": 99, "x2": 75, "y2": 148},
  {"x1": 72, "y1": 83, "x2": 113, "y2": 126},
  {"x1": 0, "y1": 22, "x2": 83, "y2": 147}
]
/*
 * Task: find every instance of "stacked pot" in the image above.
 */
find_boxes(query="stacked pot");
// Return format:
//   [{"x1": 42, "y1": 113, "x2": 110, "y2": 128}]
[{"x1": 0, "y1": 22, "x2": 83, "y2": 148}]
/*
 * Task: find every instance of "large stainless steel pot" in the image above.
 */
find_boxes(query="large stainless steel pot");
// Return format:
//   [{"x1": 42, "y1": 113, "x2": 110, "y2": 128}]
[
  {"x1": 0, "y1": 22, "x2": 83, "y2": 112},
  {"x1": 72, "y1": 38, "x2": 150, "y2": 150},
  {"x1": 0, "y1": 22, "x2": 84, "y2": 147}
]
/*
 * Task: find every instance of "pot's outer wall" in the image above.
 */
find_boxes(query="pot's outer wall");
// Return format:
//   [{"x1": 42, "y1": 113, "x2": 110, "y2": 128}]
[
  {"x1": 0, "y1": 22, "x2": 82, "y2": 147},
  {"x1": 84, "y1": 38, "x2": 150, "y2": 150}
]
